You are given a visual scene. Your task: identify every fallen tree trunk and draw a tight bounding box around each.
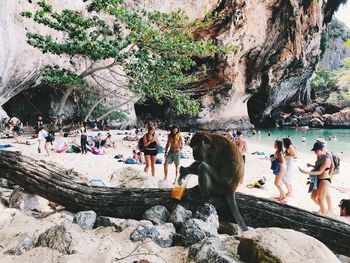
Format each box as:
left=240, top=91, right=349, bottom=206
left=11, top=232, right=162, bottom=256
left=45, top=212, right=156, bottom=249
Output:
left=0, top=150, right=349, bottom=256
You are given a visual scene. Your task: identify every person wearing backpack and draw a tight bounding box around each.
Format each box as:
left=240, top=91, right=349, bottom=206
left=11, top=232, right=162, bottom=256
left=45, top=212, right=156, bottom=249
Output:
left=38, top=127, right=54, bottom=156
left=143, top=122, right=159, bottom=177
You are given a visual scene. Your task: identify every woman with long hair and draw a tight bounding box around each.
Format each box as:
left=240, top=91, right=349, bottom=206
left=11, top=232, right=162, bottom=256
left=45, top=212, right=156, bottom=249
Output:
left=282, top=137, right=297, bottom=197
left=143, top=122, right=159, bottom=177
left=273, top=140, right=286, bottom=202
left=164, top=125, right=183, bottom=182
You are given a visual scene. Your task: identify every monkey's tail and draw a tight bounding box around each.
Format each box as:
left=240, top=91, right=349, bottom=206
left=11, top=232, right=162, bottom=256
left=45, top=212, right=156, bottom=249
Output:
left=225, top=193, right=248, bottom=232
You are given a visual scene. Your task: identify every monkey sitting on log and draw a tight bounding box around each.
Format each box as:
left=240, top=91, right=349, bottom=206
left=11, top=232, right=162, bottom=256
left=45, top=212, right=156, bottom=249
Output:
left=178, top=131, right=248, bottom=231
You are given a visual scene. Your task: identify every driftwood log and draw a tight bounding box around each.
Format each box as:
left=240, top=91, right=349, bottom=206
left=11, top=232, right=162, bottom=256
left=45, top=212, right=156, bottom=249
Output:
left=0, top=150, right=349, bottom=256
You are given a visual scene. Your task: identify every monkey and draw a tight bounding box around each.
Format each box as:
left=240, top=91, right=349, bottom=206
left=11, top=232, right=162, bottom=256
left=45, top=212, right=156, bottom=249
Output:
left=178, top=131, right=248, bottom=231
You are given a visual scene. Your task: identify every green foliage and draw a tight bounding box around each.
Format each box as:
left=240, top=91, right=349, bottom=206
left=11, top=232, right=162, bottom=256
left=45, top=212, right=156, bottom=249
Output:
left=311, top=69, right=336, bottom=93
left=76, top=93, right=126, bottom=121
left=21, top=0, right=233, bottom=117
left=41, top=66, right=86, bottom=87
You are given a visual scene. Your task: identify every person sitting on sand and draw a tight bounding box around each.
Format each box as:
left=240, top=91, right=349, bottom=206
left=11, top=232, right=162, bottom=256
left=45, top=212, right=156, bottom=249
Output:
left=299, top=142, right=332, bottom=215
left=102, top=133, right=116, bottom=149
left=56, top=132, right=69, bottom=153
left=339, top=199, right=350, bottom=224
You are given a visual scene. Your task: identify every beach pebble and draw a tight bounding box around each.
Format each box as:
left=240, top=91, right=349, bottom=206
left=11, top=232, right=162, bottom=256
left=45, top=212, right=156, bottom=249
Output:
left=9, top=187, right=51, bottom=212
left=36, top=222, right=74, bottom=254
left=142, top=205, right=170, bottom=225
left=188, top=236, right=239, bottom=263
left=169, top=205, right=192, bottom=230
left=73, top=210, right=97, bottom=230
left=238, top=228, right=341, bottom=263
left=130, top=223, right=176, bottom=248
left=4, top=233, right=34, bottom=255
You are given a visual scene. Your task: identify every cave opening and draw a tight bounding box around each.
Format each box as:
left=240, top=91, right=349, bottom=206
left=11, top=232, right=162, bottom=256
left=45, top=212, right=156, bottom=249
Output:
left=247, top=94, right=275, bottom=128
left=3, top=87, right=54, bottom=125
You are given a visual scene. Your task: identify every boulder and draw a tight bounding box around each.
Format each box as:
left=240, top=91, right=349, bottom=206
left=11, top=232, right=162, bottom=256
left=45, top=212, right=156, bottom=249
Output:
left=109, top=167, right=158, bottom=188
left=73, top=210, right=97, bottom=230
left=218, top=222, right=239, bottom=236
left=238, top=228, right=341, bottom=263
left=180, top=219, right=207, bottom=246
left=169, top=205, right=193, bottom=230
left=188, top=236, right=240, bottom=263
left=323, top=108, right=350, bottom=128
left=93, top=216, right=152, bottom=232
left=9, top=187, right=51, bottom=212
left=194, top=203, right=219, bottom=236
left=142, top=205, right=170, bottom=225
left=36, top=222, right=75, bottom=254
left=4, top=233, right=34, bottom=255
left=309, top=117, right=324, bottom=127
left=130, top=223, right=176, bottom=248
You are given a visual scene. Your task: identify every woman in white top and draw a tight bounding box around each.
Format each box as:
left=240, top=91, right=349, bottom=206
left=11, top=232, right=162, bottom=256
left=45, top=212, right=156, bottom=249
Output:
left=282, top=137, right=297, bottom=197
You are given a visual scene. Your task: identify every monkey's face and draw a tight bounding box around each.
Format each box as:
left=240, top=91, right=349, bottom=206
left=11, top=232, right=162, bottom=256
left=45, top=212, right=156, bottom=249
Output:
left=190, top=132, right=211, bottom=161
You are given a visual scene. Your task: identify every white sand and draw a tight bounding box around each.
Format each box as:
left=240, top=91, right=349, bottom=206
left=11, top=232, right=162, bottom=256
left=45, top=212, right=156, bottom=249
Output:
left=1, top=130, right=349, bottom=262
left=1, top=130, right=349, bottom=220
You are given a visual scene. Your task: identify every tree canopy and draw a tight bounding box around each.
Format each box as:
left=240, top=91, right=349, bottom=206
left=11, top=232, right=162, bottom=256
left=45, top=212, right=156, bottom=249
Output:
left=21, top=0, right=234, bottom=120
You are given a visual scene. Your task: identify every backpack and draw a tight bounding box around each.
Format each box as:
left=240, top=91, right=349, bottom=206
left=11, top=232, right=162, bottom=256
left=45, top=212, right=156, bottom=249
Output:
left=138, top=137, right=145, bottom=152
left=46, top=131, right=55, bottom=142
left=332, top=153, right=340, bottom=169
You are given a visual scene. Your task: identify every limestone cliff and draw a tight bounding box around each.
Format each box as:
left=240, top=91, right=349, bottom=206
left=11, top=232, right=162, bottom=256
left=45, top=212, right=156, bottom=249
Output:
left=0, top=0, right=345, bottom=128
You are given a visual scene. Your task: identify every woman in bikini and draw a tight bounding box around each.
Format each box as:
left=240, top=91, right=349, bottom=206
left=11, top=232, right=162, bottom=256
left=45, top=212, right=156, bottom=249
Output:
left=143, top=122, right=159, bottom=177
left=273, top=140, right=286, bottom=202
left=300, top=142, right=332, bottom=214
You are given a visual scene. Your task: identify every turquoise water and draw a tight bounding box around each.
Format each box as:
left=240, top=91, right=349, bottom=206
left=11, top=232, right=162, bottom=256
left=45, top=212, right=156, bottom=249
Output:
left=248, top=128, right=350, bottom=157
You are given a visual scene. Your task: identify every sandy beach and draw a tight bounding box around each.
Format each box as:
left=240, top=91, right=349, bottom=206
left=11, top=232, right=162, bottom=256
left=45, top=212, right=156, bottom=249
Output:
left=1, top=129, right=349, bottom=221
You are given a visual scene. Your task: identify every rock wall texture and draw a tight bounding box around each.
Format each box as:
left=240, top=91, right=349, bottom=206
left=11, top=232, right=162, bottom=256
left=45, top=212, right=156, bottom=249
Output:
left=0, top=0, right=345, bottom=128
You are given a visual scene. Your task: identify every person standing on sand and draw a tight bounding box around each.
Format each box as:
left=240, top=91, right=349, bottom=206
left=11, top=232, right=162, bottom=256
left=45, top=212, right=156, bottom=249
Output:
left=235, top=131, right=247, bottom=163
left=273, top=140, right=286, bottom=202
left=299, top=142, right=332, bottom=215
left=164, top=125, right=183, bottom=182
left=80, top=122, right=88, bottom=155
left=38, top=127, right=52, bottom=156
left=282, top=138, right=297, bottom=197
left=143, top=122, right=159, bottom=177
left=8, top=116, right=22, bottom=143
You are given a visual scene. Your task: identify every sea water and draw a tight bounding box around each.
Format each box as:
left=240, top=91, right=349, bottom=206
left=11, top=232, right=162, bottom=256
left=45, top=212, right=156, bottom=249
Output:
left=248, top=128, right=350, bottom=158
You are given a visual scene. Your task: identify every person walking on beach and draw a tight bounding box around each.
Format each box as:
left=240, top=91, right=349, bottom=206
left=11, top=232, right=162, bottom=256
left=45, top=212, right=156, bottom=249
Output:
left=282, top=138, right=297, bottom=197
left=299, top=142, right=332, bottom=215
left=8, top=116, right=22, bottom=143
left=164, top=125, right=183, bottom=182
left=273, top=140, right=286, bottom=202
left=38, top=127, right=54, bottom=156
left=80, top=122, right=88, bottom=154
left=143, top=122, right=159, bottom=177
left=235, top=131, right=247, bottom=163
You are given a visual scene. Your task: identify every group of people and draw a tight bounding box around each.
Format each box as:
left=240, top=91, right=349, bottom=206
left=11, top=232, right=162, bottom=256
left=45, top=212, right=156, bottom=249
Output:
left=140, top=122, right=184, bottom=183
left=272, top=137, right=338, bottom=215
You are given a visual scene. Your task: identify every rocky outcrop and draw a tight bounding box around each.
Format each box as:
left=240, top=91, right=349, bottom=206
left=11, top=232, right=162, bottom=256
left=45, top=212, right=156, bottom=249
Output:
left=238, top=228, right=341, bottom=263
left=318, top=18, right=350, bottom=70
left=0, top=0, right=344, bottom=128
